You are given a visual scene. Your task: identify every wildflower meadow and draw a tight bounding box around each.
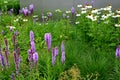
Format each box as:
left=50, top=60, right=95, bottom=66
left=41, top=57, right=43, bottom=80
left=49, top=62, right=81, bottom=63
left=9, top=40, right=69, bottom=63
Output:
left=0, top=0, right=120, bottom=80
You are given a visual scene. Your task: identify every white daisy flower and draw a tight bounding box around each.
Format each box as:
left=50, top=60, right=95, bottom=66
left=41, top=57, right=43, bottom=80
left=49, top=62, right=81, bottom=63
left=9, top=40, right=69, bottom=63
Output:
left=66, top=10, right=71, bottom=14
left=81, top=10, right=87, bottom=14
left=76, top=14, right=81, bottom=17
left=115, top=24, right=120, bottom=27
left=77, top=5, right=82, bottom=8
left=23, top=19, right=28, bottom=22
left=75, top=21, right=80, bottom=24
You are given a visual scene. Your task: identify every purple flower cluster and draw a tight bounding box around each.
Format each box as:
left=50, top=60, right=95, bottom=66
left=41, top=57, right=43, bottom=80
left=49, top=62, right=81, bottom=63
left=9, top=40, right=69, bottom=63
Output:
left=61, top=41, right=65, bottom=65
left=28, top=31, right=38, bottom=68
left=29, top=4, right=34, bottom=14
left=44, top=33, right=52, bottom=52
left=20, top=4, right=34, bottom=16
left=4, top=39, right=9, bottom=66
left=12, top=34, right=21, bottom=75
left=52, top=47, right=59, bottom=66
left=116, top=45, right=120, bottom=58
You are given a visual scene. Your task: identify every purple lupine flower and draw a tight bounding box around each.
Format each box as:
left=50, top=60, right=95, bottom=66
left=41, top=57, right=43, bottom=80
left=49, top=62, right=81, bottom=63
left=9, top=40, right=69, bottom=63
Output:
left=55, top=46, right=59, bottom=56
left=5, top=50, right=9, bottom=66
left=33, top=52, right=38, bottom=63
left=44, top=33, right=52, bottom=51
left=1, top=30, right=4, bottom=35
left=61, top=51, right=65, bottom=65
left=17, top=47, right=20, bottom=57
left=10, top=27, right=13, bottom=31
left=61, top=41, right=65, bottom=65
left=14, top=30, right=19, bottom=36
left=13, top=34, right=17, bottom=51
left=4, top=39, right=9, bottom=54
left=30, top=31, right=34, bottom=42
left=8, top=8, right=13, bottom=15
left=31, top=41, right=36, bottom=53
left=19, top=10, right=23, bottom=14
left=14, top=51, right=19, bottom=74
left=91, top=0, right=95, bottom=6
left=116, top=45, right=120, bottom=58
left=10, top=8, right=14, bottom=13
left=28, top=49, right=32, bottom=61
left=29, top=4, right=34, bottom=14
left=71, top=6, right=75, bottom=14
left=48, top=12, right=52, bottom=17
left=0, top=54, right=5, bottom=70
left=61, top=42, right=65, bottom=52
left=22, top=8, right=29, bottom=16
left=52, top=48, right=56, bottom=66
left=11, top=73, right=15, bottom=80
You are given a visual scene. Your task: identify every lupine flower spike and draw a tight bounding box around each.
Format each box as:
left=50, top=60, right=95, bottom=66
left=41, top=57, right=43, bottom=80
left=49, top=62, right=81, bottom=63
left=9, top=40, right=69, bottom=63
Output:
left=71, top=6, right=75, bottom=17
left=44, top=33, right=52, bottom=52
left=116, top=45, right=120, bottom=58
left=52, top=48, right=56, bottom=66
left=29, top=4, right=34, bottom=14
left=33, top=52, right=38, bottom=66
left=61, top=42, right=65, bottom=65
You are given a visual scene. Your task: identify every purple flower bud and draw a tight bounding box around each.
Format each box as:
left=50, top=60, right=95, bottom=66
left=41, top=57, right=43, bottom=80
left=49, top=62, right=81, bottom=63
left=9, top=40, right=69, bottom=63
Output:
left=44, top=33, right=52, bottom=51
left=1, top=30, right=4, bottom=35
left=14, top=30, right=19, bottom=36
left=71, top=6, right=75, bottom=14
left=14, top=51, right=19, bottom=74
left=31, top=41, right=36, bottom=53
left=91, top=0, right=95, bottom=5
left=28, top=49, right=32, bottom=61
left=61, top=41, right=65, bottom=65
left=116, top=45, right=120, bottom=58
left=61, top=42, right=65, bottom=52
left=29, top=4, right=34, bottom=14
left=19, top=10, right=23, bottom=14
left=52, top=48, right=56, bottom=66
left=30, top=31, right=34, bottom=42
left=55, top=47, right=59, bottom=56
left=22, top=8, right=29, bottom=16
left=61, top=51, right=65, bottom=65
left=13, top=34, right=17, bottom=51
left=33, top=52, right=38, bottom=63
left=0, top=54, right=5, bottom=70
left=10, top=27, right=13, bottom=31
left=48, top=12, right=52, bottom=17
left=11, top=73, right=15, bottom=80
left=10, top=8, right=14, bottom=13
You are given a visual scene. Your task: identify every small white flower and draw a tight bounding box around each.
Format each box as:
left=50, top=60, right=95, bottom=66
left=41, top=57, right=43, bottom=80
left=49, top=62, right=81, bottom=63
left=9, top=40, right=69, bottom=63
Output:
left=66, top=10, right=71, bottom=14
left=6, top=26, right=16, bottom=29
left=85, top=5, right=92, bottom=9
left=116, top=10, right=120, bottom=14
left=14, top=19, right=19, bottom=22
left=91, top=9, right=98, bottom=14
left=77, top=5, right=82, bottom=8
left=75, top=21, right=79, bottom=24
left=81, top=10, right=87, bottom=14
left=33, top=15, right=38, bottom=18
left=103, top=7, right=111, bottom=11
left=101, top=14, right=109, bottom=20
left=86, top=14, right=98, bottom=21
left=76, top=14, right=81, bottom=17
left=55, top=9, right=62, bottom=12
left=115, top=24, right=120, bottom=27
left=86, top=14, right=93, bottom=19
left=23, top=19, right=28, bottom=22
left=81, top=7, right=87, bottom=11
